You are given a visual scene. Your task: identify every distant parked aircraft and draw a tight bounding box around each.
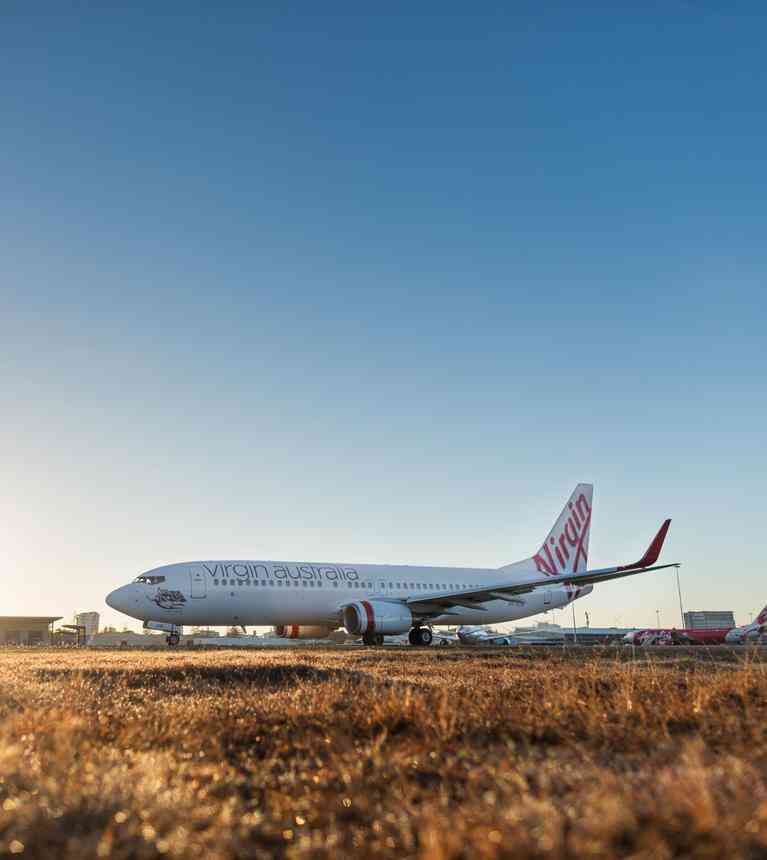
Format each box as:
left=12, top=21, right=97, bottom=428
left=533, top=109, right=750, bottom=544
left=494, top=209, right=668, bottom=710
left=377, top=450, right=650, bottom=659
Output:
left=622, top=627, right=731, bottom=646
left=106, top=484, right=678, bottom=647
left=455, top=625, right=518, bottom=646
left=725, top=604, right=767, bottom=644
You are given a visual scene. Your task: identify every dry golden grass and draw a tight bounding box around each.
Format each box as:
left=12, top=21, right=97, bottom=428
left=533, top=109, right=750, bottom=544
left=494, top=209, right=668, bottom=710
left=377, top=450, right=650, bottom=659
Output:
left=1, top=646, right=767, bottom=858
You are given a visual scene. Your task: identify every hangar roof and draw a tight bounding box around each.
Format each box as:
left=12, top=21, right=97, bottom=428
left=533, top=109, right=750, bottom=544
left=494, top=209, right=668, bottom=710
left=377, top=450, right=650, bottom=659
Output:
left=0, top=616, right=63, bottom=623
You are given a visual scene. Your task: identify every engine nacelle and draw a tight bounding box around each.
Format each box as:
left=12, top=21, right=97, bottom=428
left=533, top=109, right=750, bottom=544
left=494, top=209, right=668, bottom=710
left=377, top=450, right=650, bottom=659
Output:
left=143, top=621, right=180, bottom=634
left=343, top=600, right=413, bottom=636
left=274, top=625, right=336, bottom=640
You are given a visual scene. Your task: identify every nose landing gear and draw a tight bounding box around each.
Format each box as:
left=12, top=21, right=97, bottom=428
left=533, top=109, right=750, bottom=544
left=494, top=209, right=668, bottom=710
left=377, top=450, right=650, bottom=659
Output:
left=409, top=627, right=433, bottom=647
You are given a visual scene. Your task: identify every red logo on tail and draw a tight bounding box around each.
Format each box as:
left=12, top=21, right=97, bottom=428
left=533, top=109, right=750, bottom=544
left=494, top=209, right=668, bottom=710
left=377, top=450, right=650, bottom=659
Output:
left=533, top=493, right=591, bottom=576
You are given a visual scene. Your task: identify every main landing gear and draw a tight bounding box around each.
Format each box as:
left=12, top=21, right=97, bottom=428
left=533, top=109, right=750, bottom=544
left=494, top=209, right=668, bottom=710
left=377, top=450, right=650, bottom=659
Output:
left=409, top=627, right=433, bottom=647
left=362, top=632, right=384, bottom=646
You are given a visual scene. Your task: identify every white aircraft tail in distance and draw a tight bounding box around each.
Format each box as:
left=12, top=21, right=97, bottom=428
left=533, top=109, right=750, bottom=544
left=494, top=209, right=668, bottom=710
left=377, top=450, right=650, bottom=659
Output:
left=106, top=483, right=678, bottom=647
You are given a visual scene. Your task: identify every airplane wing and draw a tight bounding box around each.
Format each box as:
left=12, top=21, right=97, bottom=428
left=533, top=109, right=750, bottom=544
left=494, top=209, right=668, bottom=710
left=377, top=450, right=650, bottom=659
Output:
left=406, top=519, right=677, bottom=615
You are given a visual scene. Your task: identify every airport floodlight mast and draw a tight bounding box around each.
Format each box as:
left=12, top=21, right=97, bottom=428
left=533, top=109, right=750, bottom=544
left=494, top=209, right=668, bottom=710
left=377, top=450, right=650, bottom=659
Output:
left=675, top=567, right=685, bottom=628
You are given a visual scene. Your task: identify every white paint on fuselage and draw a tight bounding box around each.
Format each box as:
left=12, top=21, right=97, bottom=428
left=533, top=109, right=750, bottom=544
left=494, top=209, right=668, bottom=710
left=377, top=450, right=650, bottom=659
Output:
left=106, top=559, right=589, bottom=629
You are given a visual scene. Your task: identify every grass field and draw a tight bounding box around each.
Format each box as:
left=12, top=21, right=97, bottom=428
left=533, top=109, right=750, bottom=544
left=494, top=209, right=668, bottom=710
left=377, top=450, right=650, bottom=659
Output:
left=1, top=647, right=766, bottom=859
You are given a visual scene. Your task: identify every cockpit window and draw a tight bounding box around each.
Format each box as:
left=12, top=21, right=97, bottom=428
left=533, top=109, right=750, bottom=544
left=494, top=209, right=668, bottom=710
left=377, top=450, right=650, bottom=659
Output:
left=134, top=575, right=166, bottom=584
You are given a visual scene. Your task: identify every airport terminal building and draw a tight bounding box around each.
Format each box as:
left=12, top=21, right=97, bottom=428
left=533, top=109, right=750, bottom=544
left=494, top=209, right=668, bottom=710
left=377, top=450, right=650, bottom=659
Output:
left=0, top=616, right=62, bottom=645
left=684, top=611, right=735, bottom=630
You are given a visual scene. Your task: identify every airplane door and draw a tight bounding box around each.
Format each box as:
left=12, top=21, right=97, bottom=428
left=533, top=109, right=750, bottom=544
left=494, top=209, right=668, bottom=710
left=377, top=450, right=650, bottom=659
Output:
left=190, top=569, right=206, bottom=598
left=544, top=590, right=552, bottom=606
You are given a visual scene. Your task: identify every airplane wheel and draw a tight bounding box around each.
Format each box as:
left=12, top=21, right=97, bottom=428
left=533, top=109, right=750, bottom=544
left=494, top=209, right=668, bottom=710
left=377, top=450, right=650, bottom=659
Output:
left=375, top=634, right=384, bottom=646
left=409, top=627, right=432, bottom=646
left=362, top=632, right=376, bottom=646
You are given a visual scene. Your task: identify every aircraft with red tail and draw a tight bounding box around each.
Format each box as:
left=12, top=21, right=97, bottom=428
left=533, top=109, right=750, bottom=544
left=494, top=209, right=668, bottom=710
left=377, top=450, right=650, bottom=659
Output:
left=107, top=484, right=679, bottom=647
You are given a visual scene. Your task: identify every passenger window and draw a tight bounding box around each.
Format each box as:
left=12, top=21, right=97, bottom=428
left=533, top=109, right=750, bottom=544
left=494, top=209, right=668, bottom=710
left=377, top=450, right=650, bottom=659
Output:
left=213, top=579, right=219, bottom=586
left=303, top=581, right=308, bottom=587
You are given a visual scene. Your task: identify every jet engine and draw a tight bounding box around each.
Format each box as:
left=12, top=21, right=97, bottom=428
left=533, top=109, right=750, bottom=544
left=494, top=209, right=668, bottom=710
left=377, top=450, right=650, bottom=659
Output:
left=343, top=600, right=413, bottom=636
left=274, top=625, right=336, bottom=640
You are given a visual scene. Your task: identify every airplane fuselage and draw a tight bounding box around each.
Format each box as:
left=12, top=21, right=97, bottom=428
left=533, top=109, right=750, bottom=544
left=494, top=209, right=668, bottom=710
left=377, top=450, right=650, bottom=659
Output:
left=106, top=559, right=588, bottom=629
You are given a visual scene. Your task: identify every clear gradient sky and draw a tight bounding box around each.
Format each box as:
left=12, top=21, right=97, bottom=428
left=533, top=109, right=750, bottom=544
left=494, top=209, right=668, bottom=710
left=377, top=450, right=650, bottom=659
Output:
left=2, top=2, right=765, bottom=631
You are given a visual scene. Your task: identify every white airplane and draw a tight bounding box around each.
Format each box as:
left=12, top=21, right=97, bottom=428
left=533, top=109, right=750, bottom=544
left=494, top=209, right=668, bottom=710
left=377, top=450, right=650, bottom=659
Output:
left=106, top=484, right=677, bottom=647
left=455, top=625, right=518, bottom=646
left=724, top=604, right=767, bottom=644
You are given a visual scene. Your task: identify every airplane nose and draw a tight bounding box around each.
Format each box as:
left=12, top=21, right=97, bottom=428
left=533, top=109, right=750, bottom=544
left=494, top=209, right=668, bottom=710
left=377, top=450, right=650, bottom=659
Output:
left=106, top=585, right=133, bottom=613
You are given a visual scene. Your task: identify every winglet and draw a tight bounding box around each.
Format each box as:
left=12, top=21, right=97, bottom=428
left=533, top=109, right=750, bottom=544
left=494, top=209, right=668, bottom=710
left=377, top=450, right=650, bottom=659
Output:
left=628, top=519, right=672, bottom=570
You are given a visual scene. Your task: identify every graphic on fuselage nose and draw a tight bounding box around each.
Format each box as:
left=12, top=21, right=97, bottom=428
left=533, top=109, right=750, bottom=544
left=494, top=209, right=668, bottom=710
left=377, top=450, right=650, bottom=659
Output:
left=148, top=589, right=186, bottom=611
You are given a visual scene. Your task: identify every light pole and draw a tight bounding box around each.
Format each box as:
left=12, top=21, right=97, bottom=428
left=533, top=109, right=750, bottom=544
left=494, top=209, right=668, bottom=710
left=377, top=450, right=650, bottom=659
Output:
left=571, top=602, right=577, bottom=644
left=675, top=566, right=685, bottom=628
left=656, top=609, right=660, bottom=628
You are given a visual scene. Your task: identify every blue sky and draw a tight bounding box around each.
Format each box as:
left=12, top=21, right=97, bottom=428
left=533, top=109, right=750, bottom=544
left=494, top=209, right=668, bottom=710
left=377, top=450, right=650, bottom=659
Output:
left=1, top=2, right=765, bottom=631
